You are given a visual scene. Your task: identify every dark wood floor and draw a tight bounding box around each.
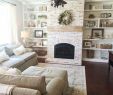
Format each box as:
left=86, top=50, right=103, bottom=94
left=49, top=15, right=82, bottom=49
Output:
left=82, top=61, right=113, bottom=95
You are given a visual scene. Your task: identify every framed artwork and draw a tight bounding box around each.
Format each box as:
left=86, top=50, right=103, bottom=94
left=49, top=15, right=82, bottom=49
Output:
left=91, top=28, right=104, bottom=39
left=34, top=30, right=43, bottom=38
left=103, top=4, right=112, bottom=9
left=41, top=22, right=47, bottom=27
left=83, top=41, right=92, bottom=48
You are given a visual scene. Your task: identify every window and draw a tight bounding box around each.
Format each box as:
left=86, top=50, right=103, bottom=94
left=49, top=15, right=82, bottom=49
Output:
left=0, top=2, right=18, bottom=45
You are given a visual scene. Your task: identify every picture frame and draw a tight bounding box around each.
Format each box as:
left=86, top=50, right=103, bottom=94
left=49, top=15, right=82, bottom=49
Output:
left=91, top=28, right=104, bottom=39
left=83, top=41, right=92, bottom=48
left=34, top=30, right=43, bottom=38
left=41, top=22, right=47, bottom=27
left=103, top=4, right=112, bottom=9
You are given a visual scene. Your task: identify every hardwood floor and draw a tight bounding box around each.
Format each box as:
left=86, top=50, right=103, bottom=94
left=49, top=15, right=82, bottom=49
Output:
left=83, top=61, right=113, bottom=95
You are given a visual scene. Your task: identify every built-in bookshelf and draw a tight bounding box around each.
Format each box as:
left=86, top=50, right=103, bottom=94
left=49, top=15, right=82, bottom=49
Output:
left=23, top=3, right=48, bottom=62
left=83, top=0, right=113, bottom=62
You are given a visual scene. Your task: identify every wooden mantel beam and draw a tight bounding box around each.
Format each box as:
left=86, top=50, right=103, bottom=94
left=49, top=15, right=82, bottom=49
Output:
left=47, top=26, right=83, bottom=32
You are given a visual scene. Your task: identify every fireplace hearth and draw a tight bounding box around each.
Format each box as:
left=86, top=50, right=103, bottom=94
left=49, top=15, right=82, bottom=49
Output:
left=54, top=43, right=74, bottom=59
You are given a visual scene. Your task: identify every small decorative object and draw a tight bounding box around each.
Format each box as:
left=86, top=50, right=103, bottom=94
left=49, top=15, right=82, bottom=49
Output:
left=89, top=4, right=92, bottom=10
left=103, top=4, right=112, bottom=9
left=28, top=21, right=36, bottom=27
left=29, top=14, right=36, bottom=20
left=91, top=28, right=104, bottom=39
left=87, top=35, right=91, bottom=39
left=89, top=4, right=96, bottom=10
left=34, top=30, right=43, bottom=38
left=100, top=19, right=113, bottom=27
left=89, top=14, right=95, bottom=19
left=100, top=44, right=112, bottom=49
left=58, top=10, right=73, bottom=25
left=41, top=22, right=47, bottom=27
left=43, top=32, right=47, bottom=38
left=83, top=40, right=92, bottom=48
left=38, top=15, right=47, bottom=19
left=51, top=0, right=67, bottom=8
left=85, top=21, right=96, bottom=27
left=100, top=51, right=108, bottom=59
left=100, top=13, right=112, bottom=18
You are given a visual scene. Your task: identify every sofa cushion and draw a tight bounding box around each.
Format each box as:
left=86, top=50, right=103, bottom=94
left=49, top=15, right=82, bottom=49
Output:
left=13, top=87, right=41, bottom=95
left=5, top=47, right=14, bottom=56
left=13, top=45, right=26, bottom=56
left=0, top=50, right=10, bottom=63
left=0, top=57, right=25, bottom=68
left=0, top=74, right=46, bottom=95
left=6, top=68, right=21, bottom=75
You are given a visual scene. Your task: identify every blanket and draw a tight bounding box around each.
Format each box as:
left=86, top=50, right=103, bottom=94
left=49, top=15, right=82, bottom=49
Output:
left=0, top=83, right=15, bottom=95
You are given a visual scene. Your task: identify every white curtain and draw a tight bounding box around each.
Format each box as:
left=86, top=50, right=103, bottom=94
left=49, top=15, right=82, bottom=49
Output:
left=0, top=2, right=18, bottom=45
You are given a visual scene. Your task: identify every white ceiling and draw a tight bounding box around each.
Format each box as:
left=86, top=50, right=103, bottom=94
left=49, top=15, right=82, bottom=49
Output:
left=17, top=0, right=49, bottom=4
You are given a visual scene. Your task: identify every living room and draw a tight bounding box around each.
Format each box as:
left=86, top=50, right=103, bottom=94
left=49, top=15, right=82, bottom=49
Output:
left=0, top=0, right=113, bottom=95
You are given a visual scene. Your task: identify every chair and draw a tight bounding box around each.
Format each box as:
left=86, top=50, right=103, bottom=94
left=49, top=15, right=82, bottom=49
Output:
left=108, top=51, right=113, bottom=74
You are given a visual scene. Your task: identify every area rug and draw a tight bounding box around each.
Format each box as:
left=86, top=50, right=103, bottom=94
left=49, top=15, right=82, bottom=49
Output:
left=46, top=64, right=87, bottom=95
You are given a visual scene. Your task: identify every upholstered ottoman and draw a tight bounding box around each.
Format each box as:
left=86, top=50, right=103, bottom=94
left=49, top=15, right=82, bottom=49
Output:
left=22, top=66, right=69, bottom=95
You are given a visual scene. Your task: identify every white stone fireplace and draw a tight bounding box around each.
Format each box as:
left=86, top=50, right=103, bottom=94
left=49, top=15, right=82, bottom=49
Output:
left=47, top=0, right=84, bottom=65
left=47, top=30, right=83, bottom=65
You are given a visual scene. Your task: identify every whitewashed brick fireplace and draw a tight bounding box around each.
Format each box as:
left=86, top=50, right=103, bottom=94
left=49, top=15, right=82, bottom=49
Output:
left=47, top=0, right=84, bottom=65
left=47, top=31, right=83, bottom=65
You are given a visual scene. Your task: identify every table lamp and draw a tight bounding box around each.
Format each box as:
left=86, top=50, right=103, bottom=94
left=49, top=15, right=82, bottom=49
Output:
left=21, top=31, right=30, bottom=46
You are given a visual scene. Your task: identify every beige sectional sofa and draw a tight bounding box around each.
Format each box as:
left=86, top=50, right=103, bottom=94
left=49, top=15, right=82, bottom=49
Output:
left=0, top=44, right=38, bottom=71
left=0, top=44, right=69, bottom=95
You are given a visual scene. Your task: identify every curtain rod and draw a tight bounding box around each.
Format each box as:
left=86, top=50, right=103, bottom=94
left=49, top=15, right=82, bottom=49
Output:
left=0, top=0, right=16, bottom=6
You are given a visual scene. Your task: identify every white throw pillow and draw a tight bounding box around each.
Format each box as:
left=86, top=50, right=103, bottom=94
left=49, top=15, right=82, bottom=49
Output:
left=6, top=68, right=21, bottom=75
left=0, top=50, right=10, bottom=63
left=13, top=45, right=26, bottom=56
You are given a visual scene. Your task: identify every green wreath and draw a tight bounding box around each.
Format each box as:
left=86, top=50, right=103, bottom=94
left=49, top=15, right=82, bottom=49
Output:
left=58, top=10, right=73, bottom=25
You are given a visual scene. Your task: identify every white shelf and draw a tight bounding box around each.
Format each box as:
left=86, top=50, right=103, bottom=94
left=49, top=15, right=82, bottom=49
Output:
left=84, top=18, right=113, bottom=21
left=84, top=19, right=98, bottom=21
left=83, top=38, right=113, bottom=40
left=85, top=9, right=113, bottom=12
left=24, top=11, right=48, bottom=14
left=83, top=58, right=108, bottom=63
left=85, top=1, right=113, bottom=3
left=84, top=27, right=113, bottom=29
left=83, top=48, right=113, bottom=51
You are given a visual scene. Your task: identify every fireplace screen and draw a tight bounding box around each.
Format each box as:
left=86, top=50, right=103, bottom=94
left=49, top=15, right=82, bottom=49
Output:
left=54, top=43, right=75, bottom=59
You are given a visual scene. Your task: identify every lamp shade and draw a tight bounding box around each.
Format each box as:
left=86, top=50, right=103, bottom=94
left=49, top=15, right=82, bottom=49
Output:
left=21, top=31, right=30, bottom=38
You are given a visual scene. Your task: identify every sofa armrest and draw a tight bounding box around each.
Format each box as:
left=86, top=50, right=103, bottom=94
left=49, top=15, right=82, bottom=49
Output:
left=46, top=78, right=65, bottom=95
left=12, top=87, right=41, bottom=95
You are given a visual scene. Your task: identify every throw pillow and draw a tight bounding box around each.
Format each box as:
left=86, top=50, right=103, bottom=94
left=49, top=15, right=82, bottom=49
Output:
left=6, top=68, right=21, bottom=75
left=5, top=47, right=14, bottom=56
left=0, top=50, right=10, bottom=63
left=13, top=45, right=26, bottom=56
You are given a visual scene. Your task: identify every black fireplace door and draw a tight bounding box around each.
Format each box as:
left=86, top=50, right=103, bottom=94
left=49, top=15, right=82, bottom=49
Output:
left=54, top=43, right=75, bottom=59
